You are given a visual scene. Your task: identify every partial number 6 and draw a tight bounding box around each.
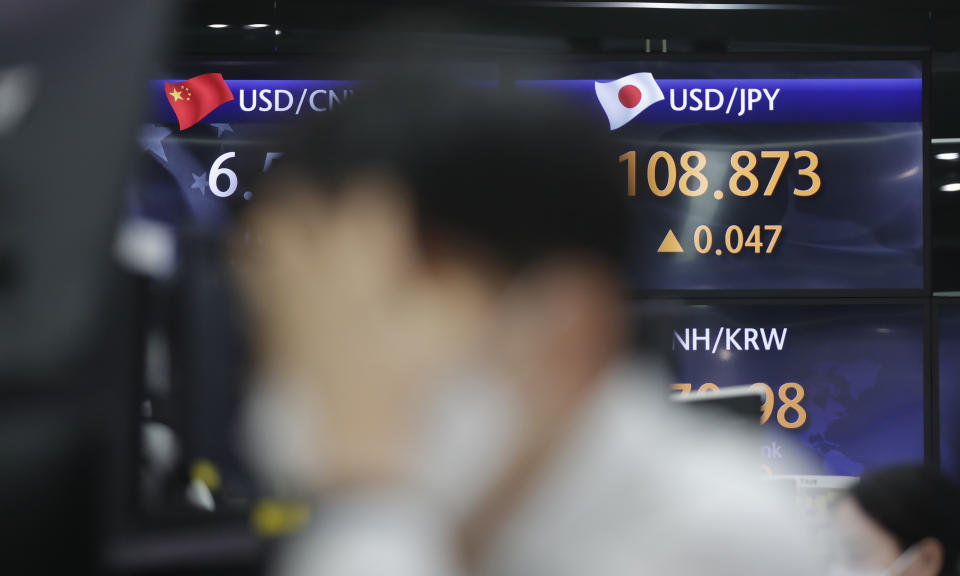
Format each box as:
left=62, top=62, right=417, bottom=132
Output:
left=210, top=151, right=238, bottom=198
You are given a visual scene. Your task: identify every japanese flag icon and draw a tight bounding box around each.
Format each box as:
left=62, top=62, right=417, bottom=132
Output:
left=594, top=73, right=664, bottom=130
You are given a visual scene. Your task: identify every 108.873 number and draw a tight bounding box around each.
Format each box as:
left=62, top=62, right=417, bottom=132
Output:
left=620, top=150, right=821, bottom=199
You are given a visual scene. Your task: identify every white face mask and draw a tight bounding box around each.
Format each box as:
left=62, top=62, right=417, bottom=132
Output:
left=410, top=365, right=522, bottom=521
left=239, top=365, right=523, bottom=515
left=238, top=377, right=323, bottom=496
left=828, top=544, right=920, bottom=576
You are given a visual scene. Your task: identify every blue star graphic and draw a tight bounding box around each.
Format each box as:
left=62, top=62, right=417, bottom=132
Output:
left=211, top=123, right=233, bottom=137
left=139, top=124, right=172, bottom=162
left=191, top=172, right=208, bottom=195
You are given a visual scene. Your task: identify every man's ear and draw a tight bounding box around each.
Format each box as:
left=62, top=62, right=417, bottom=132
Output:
left=537, top=262, right=624, bottom=375
left=501, top=261, right=625, bottom=401
left=912, top=537, right=944, bottom=576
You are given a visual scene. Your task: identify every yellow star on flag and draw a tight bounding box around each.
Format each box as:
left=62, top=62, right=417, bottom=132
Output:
left=169, top=87, right=183, bottom=102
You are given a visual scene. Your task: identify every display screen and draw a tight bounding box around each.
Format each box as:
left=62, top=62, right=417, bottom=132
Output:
left=131, top=79, right=359, bottom=230
left=129, top=62, right=930, bottom=491
left=515, top=60, right=924, bottom=291
left=939, top=302, right=960, bottom=477
left=131, top=67, right=496, bottom=231
left=637, top=302, right=925, bottom=476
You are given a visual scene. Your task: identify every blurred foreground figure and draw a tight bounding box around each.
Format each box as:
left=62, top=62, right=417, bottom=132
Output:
left=234, top=76, right=820, bottom=576
left=832, top=465, right=959, bottom=576
left=0, top=1, right=170, bottom=573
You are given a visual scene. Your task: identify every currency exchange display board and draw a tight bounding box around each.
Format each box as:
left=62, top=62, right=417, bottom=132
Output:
left=637, top=302, right=925, bottom=477
left=130, top=62, right=929, bottom=482
left=130, top=76, right=359, bottom=230
left=515, top=60, right=924, bottom=291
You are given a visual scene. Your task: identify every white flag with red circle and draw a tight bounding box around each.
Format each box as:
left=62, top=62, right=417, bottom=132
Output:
left=594, top=72, right=664, bottom=130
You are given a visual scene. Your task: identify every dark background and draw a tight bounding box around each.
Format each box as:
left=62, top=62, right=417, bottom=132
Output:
left=939, top=302, right=960, bottom=478
left=21, top=1, right=960, bottom=574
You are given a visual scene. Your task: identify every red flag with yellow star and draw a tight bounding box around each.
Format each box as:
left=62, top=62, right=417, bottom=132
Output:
left=164, top=73, right=234, bottom=130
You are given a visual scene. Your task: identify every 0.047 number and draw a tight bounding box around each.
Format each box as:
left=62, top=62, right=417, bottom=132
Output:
left=693, top=224, right=782, bottom=255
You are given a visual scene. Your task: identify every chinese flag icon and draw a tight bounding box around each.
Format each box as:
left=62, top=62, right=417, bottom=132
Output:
left=164, top=73, right=234, bottom=130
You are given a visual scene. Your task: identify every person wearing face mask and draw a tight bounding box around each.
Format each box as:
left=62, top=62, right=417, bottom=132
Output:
left=234, top=72, right=823, bottom=576
left=832, top=465, right=960, bottom=576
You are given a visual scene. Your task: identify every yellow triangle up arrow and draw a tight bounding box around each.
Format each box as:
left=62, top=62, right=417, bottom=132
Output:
left=657, top=229, right=684, bottom=253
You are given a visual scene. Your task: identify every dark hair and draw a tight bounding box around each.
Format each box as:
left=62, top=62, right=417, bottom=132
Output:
left=850, top=465, right=960, bottom=576
left=267, top=72, right=627, bottom=275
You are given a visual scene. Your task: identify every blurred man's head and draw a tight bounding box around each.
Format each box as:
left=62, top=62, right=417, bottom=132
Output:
left=235, top=74, right=627, bottom=518
left=833, top=466, right=959, bottom=576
